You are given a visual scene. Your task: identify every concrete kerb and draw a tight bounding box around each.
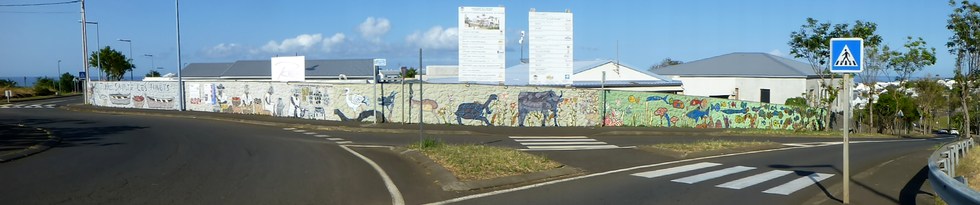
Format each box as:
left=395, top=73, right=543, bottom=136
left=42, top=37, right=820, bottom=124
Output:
left=392, top=147, right=583, bottom=191
left=0, top=124, right=62, bottom=162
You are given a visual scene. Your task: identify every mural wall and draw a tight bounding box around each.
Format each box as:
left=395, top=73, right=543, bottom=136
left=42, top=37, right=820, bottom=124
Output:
left=90, top=81, right=180, bottom=110
left=93, top=81, right=824, bottom=130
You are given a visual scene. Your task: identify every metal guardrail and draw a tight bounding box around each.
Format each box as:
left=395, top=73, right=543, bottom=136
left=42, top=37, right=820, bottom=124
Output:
left=929, top=137, right=980, bottom=205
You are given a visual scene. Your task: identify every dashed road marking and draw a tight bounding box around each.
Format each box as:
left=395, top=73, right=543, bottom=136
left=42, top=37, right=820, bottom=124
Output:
left=283, top=128, right=296, bottom=130
left=762, top=173, right=834, bottom=195
left=510, top=136, right=626, bottom=151
left=337, top=141, right=352, bottom=144
left=314, top=135, right=330, bottom=138
left=327, top=138, right=344, bottom=141
left=631, top=162, right=722, bottom=178
left=303, top=132, right=317, bottom=135
left=671, top=166, right=756, bottom=184
left=716, top=170, right=794, bottom=190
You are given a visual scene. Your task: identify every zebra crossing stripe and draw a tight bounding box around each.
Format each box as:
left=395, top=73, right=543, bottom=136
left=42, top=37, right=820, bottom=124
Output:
left=510, top=136, right=624, bottom=151
left=762, top=173, right=834, bottom=195
left=716, top=170, right=793, bottom=190
left=520, top=142, right=607, bottom=145
left=314, top=135, right=330, bottom=138
left=631, top=162, right=722, bottom=178
left=523, top=145, right=621, bottom=150
left=515, top=139, right=597, bottom=142
left=509, top=136, right=588, bottom=139
left=671, top=166, right=756, bottom=184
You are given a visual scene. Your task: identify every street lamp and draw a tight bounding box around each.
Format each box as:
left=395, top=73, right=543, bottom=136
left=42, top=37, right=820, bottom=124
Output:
left=118, top=39, right=133, bottom=80
left=81, top=21, right=100, bottom=80
left=144, top=54, right=155, bottom=75
left=57, top=60, right=61, bottom=95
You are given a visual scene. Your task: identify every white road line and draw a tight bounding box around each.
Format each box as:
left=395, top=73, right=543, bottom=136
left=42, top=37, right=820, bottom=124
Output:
left=514, top=139, right=597, bottom=142
left=716, top=170, right=793, bottom=190
left=314, top=135, right=330, bottom=138
left=338, top=145, right=404, bottom=205
left=337, top=141, right=352, bottom=144
left=509, top=136, right=588, bottom=139
left=518, top=146, right=635, bottom=151
left=671, top=166, right=756, bottom=184
left=327, top=138, right=344, bottom=141
left=282, top=128, right=296, bottom=130
left=525, top=145, right=620, bottom=150
left=520, top=142, right=608, bottom=145
left=631, top=162, right=722, bottom=178
left=303, top=132, right=317, bottom=135
left=762, top=173, right=834, bottom=195
left=292, top=129, right=306, bottom=132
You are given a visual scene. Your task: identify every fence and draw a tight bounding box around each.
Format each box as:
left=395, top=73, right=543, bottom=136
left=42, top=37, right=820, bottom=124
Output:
left=929, top=137, right=980, bottom=205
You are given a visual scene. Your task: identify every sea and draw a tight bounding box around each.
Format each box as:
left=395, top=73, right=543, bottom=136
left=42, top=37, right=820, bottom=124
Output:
left=1, top=75, right=141, bottom=87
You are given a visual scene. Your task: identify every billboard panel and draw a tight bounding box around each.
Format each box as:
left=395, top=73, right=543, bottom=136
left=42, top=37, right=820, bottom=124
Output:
left=458, top=7, right=506, bottom=82
left=271, top=56, right=306, bottom=82
left=529, top=11, right=573, bottom=85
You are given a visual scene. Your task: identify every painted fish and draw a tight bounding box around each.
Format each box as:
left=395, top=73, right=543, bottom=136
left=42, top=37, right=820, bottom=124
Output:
left=646, top=95, right=669, bottom=104
left=628, top=95, right=639, bottom=103
left=690, top=99, right=702, bottom=106
left=672, top=100, right=685, bottom=109
left=720, top=108, right=747, bottom=114
left=686, top=109, right=710, bottom=123
left=710, top=103, right=721, bottom=111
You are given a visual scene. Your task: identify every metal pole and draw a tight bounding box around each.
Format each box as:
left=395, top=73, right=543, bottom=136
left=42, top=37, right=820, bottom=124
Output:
left=176, top=0, right=185, bottom=111
left=843, top=73, right=851, bottom=204
left=601, top=71, right=606, bottom=126
left=80, top=0, right=89, bottom=104
left=57, top=60, right=61, bottom=95
left=419, top=48, right=423, bottom=145
left=373, top=66, right=378, bottom=124
left=95, top=23, right=100, bottom=81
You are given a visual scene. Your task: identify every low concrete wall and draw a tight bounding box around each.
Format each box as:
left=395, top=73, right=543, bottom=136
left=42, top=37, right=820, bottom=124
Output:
left=90, top=81, right=180, bottom=110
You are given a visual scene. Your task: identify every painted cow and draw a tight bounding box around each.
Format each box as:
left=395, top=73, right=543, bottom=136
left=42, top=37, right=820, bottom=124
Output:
left=518, top=91, right=563, bottom=127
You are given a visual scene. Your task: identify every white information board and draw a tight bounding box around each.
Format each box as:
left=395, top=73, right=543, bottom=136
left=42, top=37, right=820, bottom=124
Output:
left=529, top=11, right=573, bottom=85
left=458, top=6, right=506, bottom=82
left=271, top=56, right=306, bottom=82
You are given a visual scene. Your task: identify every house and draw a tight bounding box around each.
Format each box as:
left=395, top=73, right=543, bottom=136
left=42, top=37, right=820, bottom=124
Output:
left=652, top=52, right=850, bottom=110
left=176, top=59, right=377, bottom=83
left=424, top=60, right=683, bottom=93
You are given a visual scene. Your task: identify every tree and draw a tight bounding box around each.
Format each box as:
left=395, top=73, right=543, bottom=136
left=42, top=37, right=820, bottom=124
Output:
left=145, top=70, right=161, bottom=77
left=402, top=67, right=418, bottom=78
left=0, top=79, right=16, bottom=87
left=911, top=76, right=949, bottom=134
left=89, top=46, right=134, bottom=81
left=33, top=77, right=55, bottom=96
left=785, top=96, right=808, bottom=107
left=789, top=18, right=882, bottom=131
left=58, top=72, right=74, bottom=93
left=649, top=57, right=683, bottom=70
left=948, top=0, right=980, bottom=138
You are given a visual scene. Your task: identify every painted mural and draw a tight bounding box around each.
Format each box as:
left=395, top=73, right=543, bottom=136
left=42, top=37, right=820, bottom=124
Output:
left=90, top=81, right=180, bottom=110
left=94, top=81, right=823, bottom=130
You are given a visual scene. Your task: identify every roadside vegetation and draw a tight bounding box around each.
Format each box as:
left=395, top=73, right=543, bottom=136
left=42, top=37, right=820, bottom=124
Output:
left=721, top=128, right=926, bottom=138
left=640, top=140, right=780, bottom=157
left=1, top=73, right=80, bottom=103
left=955, top=146, right=980, bottom=191
left=409, top=139, right=563, bottom=181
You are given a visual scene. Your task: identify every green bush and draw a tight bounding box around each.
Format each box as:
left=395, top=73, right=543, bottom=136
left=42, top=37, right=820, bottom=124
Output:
left=33, top=77, right=55, bottom=96
left=785, top=97, right=808, bottom=107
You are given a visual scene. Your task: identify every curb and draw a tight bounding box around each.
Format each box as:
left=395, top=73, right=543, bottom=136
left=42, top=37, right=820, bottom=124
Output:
left=393, top=147, right=583, bottom=191
left=0, top=124, right=61, bottom=163
left=63, top=105, right=477, bottom=136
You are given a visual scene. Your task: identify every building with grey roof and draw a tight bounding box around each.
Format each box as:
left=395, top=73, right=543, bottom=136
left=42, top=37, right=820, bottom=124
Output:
left=177, top=59, right=377, bottom=82
left=651, top=52, right=850, bottom=110
left=424, top=60, right=683, bottom=93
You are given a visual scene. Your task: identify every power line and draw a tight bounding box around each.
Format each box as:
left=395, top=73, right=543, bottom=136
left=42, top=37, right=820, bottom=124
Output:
left=0, top=0, right=79, bottom=7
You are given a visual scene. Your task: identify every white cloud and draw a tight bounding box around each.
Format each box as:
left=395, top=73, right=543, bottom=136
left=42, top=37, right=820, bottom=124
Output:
left=405, top=26, right=458, bottom=50
left=768, top=49, right=784, bottom=57
left=322, top=33, right=346, bottom=52
left=358, top=17, right=390, bottom=43
left=203, top=43, right=244, bottom=58
left=262, top=33, right=324, bottom=53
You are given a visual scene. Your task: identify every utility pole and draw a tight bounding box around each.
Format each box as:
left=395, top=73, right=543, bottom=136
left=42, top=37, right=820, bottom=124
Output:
left=80, top=0, right=89, bottom=104
left=176, top=0, right=185, bottom=111
left=57, top=60, right=61, bottom=95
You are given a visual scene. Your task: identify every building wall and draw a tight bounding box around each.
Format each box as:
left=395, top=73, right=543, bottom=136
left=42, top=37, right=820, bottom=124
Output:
left=734, top=77, right=807, bottom=104
left=671, top=77, right=737, bottom=97
left=91, top=81, right=824, bottom=130
left=90, top=81, right=180, bottom=110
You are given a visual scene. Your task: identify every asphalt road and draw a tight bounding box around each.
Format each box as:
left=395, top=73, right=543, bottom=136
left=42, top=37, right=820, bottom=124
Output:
left=0, top=96, right=399, bottom=204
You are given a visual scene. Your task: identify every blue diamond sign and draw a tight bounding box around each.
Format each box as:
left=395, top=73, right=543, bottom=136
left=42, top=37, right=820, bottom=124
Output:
left=830, top=38, right=863, bottom=73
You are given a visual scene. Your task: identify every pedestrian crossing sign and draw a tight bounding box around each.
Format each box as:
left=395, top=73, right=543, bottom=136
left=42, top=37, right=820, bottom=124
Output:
left=830, top=38, right=863, bottom=73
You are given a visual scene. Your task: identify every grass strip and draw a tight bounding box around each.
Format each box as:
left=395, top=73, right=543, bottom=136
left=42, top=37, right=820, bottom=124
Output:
left=641, top=140, right=779, bottom=154
left=722, top=128, right=916, bottom=138
left=410, top=141, right=562, bottom=181
left=955, top=146, right=980, bottom=191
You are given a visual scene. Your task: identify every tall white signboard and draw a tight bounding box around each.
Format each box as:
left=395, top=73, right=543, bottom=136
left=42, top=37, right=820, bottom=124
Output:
left=529, top=11, right=573, bottom=85
left=271, top=56, right=306, bottom=82
left=458, top=7, right=506, bottom=82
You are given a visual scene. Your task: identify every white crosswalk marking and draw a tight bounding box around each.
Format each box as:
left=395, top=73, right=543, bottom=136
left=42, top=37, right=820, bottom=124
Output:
left=314, top=135, right=330, bottom=138
left=326, top=138, right=344, bottom=141
left=0, top=103, right=58, bottom=109
left=716, top=170, right=793, bottom=190
left=631, top=162, right=722, bottom=178
left=762, top=173, right=834, bottom=195
left=671, top=166, right=756, bottom=184
left=510, top=136, right=626, bottom=151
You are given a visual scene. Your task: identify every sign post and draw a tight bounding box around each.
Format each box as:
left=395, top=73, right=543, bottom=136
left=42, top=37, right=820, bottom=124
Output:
left=373, top=59, right=385, bottom=124
left=830, top=38, right=863, bottom=205
left=4, top=90, right=11, bottom=103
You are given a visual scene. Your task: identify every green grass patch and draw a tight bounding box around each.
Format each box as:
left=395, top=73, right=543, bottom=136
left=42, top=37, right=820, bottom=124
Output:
left=955, top=146, right=980, bottom=191
left=409, top=140, right=563, bottom=181
left=641, top=140, right=779, bottom=154
left=722, top=128, right=908, bottom=138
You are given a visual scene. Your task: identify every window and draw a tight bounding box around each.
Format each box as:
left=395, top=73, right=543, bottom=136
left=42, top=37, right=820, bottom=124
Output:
left=760, top=89, right=771, bottom=103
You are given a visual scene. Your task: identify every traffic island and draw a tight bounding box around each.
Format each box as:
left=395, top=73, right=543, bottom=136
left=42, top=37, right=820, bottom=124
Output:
left=0, top=124, right=61, bottom=162
left=397, top=140, right=582, bottom=191
left=639, top=140, right=782, bottom=159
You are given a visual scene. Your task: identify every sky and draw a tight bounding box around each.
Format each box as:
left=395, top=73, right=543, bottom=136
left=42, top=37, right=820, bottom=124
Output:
left=0, top=0, right=961, bottom=79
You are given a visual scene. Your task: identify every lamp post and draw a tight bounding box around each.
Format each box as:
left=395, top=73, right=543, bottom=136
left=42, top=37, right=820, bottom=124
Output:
left=80, top=0, right=89, bottom=104
left=118, top=39, right=133, bottom=81
left=144, top=54, right=155, bottom=75
left=81, top=21, right=100, bottom=80
left=176, top=0, right=185, bottom=111
left=57, top=60, right=61, bottom=95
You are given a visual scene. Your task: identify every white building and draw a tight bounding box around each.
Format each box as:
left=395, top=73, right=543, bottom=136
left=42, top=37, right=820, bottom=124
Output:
left=425, top=60, right=684, bottom=93
left=653, top=52, right=850, bottom=111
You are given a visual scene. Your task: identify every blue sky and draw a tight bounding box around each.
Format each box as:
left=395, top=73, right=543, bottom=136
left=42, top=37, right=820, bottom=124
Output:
left=0, top=0, right=959, bottom=79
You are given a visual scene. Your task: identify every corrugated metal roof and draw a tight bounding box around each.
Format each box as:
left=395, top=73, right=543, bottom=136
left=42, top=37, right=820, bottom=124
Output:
left=180, top=63, right=233, bottom=77
left=652, top=52, right=820, bottom=78
left=181, top=59, right=376, bottom=78
left=425, top=60, right=681, bottom=87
